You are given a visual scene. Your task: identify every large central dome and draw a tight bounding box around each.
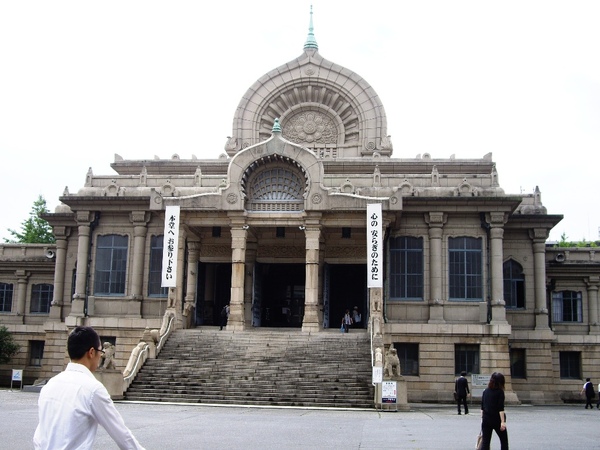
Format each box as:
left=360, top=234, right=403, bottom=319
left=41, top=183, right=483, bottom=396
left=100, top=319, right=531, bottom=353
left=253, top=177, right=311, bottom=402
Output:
left=226, top=8, right=389, bottom=159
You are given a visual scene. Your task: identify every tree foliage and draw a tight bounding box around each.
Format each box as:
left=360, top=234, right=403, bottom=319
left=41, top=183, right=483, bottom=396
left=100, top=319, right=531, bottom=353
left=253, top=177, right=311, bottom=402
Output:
left=4, top=195, right=55, bottom=244
left=0, top=326, right=20, bottom=364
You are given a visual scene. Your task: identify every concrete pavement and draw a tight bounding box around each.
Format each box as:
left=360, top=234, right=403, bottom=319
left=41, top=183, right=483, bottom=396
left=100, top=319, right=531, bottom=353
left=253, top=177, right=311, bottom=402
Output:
left=1, top=389, right=594, bottom=449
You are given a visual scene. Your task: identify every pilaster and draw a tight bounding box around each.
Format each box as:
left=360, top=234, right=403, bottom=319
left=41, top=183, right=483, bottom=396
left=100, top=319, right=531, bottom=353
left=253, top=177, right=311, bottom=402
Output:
left=426, top=212, right=446, bottom=323
left=302, top=222, right=321, bottom=332
left=529, top=228, right=550, bottom=330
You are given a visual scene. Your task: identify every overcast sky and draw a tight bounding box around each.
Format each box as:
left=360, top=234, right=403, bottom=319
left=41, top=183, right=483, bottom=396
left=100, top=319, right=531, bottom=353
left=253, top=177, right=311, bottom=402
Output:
left=1, top=1, right=598, bottom=243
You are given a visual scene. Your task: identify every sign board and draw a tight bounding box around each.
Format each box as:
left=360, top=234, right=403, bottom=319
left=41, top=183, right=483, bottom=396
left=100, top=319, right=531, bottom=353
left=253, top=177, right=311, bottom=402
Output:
left=366, top=203, right=383, bottom=288
left=11, top=369, right=23, bottom=391
left=471, top=373, right=491, bottom=396
left=161, top=205, right=180, bottom=287
left=372, top=366, right=383, bottom=384
left=381, top=381, right=397, bottom=403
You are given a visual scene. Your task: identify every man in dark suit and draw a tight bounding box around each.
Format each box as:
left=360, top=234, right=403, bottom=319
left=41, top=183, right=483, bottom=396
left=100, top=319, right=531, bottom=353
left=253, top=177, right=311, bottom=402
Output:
left=455, top=371, right=471, bottom=415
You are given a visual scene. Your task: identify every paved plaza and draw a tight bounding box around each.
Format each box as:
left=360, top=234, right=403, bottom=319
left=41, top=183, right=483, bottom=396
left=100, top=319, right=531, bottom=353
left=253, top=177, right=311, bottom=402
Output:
left=1, top=389, right=594, bottom=449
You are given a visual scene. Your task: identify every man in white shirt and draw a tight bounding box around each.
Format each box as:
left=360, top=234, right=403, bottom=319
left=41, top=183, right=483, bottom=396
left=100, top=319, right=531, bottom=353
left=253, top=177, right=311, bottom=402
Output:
left=33, top=326, right=145, bottom=449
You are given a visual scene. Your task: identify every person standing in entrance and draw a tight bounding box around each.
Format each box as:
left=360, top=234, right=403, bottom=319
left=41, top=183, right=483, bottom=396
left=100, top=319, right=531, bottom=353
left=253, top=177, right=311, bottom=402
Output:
left=352, top=306, right=362, bottom=329
left=341, top=309, right=353, bottom=333
left=479, top=372, right=508, bottom=450
left=220, top=303, right=230, bottom=330
left=33, top=326, right=145, bottom=450
left=455, top=370, right=471, bottom=415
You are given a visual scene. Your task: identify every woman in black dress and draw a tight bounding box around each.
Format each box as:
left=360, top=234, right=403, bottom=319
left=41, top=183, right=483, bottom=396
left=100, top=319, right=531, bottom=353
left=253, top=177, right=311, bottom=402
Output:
left=480, top=372, right=508, bottom=450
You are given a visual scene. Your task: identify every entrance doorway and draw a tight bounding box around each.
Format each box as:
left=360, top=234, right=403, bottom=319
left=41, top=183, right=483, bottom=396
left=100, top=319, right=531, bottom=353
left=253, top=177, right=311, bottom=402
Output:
left=326, top=264, right=367, bottom=329
left=253, top=263, right=305, bottom=327
left=196, top=262, right=231, bottom=326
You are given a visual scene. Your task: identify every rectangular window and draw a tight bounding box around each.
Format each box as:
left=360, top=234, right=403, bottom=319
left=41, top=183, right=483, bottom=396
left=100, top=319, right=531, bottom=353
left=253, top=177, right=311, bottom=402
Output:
left=389, top=236, right=424, bottom=300
left=455, top=344, right=480, bottom=375
left=276, top=227, right=285, bottom=238
left=30, top=284, right=53, bottom=314
left=341, top=227, right=351, bottom=239
left=395, top=343, right=419, bottom=376
left=148, top=235, right=168, bottom=297
left=94, top=234, right=128, bottom=295
left=29, top=340, right=45, bottom=366
left=552, top=291, right=582, bottom=323
left=0, top=283, right=13, bottom=312
left=510, top=348, right=526, bottom=379
left=212, top=226, right=221, bottom=238
left=449, top=237, right=483, bottom=301
left=559, top=351, right=581, bottom=379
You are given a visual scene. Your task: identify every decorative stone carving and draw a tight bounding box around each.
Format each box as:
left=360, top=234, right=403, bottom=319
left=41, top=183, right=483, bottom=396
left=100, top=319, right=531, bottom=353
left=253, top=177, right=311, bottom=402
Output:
left=381, top=135, right=393, bottom=150
left=282, top=111, right=337, bottom=144
left=384, top=345, right=401, bottom=378
left=225, top=136, right=237, bottom=152
left=375, top=347, right=383, bottom=366
left=99, top=342, right=116, bottom=370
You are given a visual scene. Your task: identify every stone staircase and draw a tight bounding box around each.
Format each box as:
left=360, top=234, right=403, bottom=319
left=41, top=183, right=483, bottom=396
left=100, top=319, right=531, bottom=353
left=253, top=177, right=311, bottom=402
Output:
left=125, top=328, right=374, bottom=408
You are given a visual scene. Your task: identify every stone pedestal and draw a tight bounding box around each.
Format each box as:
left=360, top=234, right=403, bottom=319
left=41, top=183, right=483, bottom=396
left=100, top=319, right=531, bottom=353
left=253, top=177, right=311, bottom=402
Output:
left=94, top=370, right=124, bottom=400
left=375, top=376, right=409, bottom=411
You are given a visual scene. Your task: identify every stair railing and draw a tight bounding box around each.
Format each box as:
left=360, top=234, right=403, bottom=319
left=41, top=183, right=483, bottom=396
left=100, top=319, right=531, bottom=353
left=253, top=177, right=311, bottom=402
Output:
left=122, top=309, right=176, bottom=393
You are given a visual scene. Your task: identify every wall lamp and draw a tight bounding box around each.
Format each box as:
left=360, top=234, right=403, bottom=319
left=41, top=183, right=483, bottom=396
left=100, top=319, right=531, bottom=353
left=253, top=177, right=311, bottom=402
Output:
left=298, top=226, right=306, bottom=231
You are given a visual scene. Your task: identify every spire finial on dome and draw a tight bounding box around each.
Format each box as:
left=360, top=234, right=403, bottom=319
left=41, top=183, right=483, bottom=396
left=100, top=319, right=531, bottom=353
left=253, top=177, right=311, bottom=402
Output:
left=303, top=5, right=318, bottom=50
left=272, top=118, right=282, bottom=133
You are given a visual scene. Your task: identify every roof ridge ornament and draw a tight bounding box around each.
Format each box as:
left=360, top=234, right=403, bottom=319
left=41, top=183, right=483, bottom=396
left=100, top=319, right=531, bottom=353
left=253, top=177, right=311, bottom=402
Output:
left=272, top=118, right=282, bottom=133
left=303, top=5, right=318, bottom=50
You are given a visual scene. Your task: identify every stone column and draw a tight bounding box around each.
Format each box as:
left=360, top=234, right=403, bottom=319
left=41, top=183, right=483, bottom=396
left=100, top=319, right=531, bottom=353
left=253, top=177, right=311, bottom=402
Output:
left=586, top=276, right=600, bottom=334
left=183, top=241, right=200, bottom=328
left=49, top=227, right=71, bottom=320
left=71, top=212, right=94, bottom=319
left=15, top=269, right=29, bottom=320
left=426, top=212, right=446, bottom=323
left=129, top=212, right=149, bottom=302
left=302, top=225, right=321, bottom=332
left=530, top=229, right=550, bottom=330
left=228, top=221, right=248, bottom=331
left=488, top=213, right=507, bottom=324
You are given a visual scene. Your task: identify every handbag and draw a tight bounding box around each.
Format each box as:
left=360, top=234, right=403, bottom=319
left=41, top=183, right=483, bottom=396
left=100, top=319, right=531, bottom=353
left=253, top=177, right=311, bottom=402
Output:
left=475, top=431, right=482, bottom=450
left=453, top=392, right=458, bottom=401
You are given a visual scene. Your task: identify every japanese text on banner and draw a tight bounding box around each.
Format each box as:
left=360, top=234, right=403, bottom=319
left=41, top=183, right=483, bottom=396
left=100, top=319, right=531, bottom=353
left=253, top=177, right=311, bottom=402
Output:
left=366, top=203, right=383, bottom=288
left=161, top=205, right=180, bottom=287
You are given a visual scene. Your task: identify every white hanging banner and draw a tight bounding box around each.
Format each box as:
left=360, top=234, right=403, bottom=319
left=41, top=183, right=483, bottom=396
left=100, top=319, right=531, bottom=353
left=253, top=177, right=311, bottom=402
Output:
left=367, top=203, right=383, bottom=287
left=161, top=205, right=180, bottom=287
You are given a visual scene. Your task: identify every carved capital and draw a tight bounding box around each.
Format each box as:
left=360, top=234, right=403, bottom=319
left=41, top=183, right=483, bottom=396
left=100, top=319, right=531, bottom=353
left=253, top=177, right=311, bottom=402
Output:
left=130, top=211, right=150, bottom=225
left=76, top=211, right=95, bottom=225
left=425, top=212, right=447, bottom=227
left=486, top=212, right=507, bottom=227
left=528, top=228, right=549, bottom=242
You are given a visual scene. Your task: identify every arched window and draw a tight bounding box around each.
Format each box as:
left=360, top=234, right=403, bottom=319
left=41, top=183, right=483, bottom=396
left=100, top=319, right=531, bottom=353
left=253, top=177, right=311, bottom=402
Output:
left=503, top=259, right=525, bottom=309
left=246, top=164, right=305, bottom=212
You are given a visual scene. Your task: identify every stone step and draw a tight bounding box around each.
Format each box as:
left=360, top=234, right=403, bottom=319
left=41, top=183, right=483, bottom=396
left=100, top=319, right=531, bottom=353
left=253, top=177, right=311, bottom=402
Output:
left=125, top=328, right=374, bottom=408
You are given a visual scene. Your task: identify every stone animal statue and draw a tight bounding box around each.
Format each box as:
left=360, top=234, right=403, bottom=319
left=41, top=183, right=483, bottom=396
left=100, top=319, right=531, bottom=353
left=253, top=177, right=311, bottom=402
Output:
left=383, top=345, right=401, bottom=378
left=100, top=342, right=116, bottom=370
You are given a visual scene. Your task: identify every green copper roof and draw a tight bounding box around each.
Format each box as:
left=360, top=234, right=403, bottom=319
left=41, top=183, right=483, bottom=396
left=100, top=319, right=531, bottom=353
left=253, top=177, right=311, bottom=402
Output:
left=303, top=5, right=318, bottom=50
left=272, top=118, right=282, bottom=133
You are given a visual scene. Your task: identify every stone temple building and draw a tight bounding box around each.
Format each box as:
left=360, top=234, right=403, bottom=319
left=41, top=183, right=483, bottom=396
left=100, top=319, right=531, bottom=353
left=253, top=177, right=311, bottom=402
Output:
left=1, top=10, right=599, bottom=405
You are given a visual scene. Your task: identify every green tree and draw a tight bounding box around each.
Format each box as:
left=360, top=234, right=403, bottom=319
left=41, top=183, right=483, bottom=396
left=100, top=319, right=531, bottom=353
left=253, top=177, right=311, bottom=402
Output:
left=0, top=326, right=20, bottom=364
left=4, top=195, right=55, bottom=244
